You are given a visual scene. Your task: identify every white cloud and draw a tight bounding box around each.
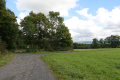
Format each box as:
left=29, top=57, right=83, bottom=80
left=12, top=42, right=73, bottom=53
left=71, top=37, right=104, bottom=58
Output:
left=64, top=6, right=120, bottom=42
left=17, top=12, right=29, bottom=29
left=76, top=6, right=120, bottom=29
left=17, top=19, right=20, bottom=24
left=15, top=0, right=78, bottom=16
left=17, top=11, right=29, bottom=25
left=18, top=12, right=29, bottom=19
left=76, top=8, right=92, bottom=19
left=64, top=16, right=103, bottom=41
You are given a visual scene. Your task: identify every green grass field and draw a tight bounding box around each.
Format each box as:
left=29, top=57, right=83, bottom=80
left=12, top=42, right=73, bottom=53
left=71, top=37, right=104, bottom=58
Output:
left=41, top=48, right=120, bottom=80
left=0, top=51, right=14, bottom=66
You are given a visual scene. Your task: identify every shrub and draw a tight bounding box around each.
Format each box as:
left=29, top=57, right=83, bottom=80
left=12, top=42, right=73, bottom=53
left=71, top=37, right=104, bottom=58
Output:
left=117, top=45, right=120, bottom=48
left=0, top=38, right=7, bottom=55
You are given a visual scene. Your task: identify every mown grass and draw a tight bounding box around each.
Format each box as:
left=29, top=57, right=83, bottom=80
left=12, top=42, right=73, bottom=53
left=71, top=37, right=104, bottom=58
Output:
left=0, top=51, right=14, bottom=66
left=41, top=49, right=120, bottom=80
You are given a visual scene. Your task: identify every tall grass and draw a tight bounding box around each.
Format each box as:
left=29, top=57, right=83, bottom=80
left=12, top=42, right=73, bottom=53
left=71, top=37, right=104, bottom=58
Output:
left=41, top=49, right=120, bottom=80
left=0, top=50, right=14, bottom=66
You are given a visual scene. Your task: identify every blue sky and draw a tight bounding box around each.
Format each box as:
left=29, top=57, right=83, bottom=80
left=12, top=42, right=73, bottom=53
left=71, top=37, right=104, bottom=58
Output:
left=6, top=0, right=120, bottom=42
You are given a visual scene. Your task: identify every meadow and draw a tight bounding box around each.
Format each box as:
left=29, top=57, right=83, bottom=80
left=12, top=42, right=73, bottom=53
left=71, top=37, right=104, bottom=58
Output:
left=41, top=48, right=120, bottom=80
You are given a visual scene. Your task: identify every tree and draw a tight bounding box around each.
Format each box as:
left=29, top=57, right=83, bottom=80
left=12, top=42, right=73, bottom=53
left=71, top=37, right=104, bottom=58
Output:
left=56, top=24, right=73, bottom=50
left=20, top=11, right=73, bottom=51
left=0, top=38, right=7, bottom=55
left=99, top=38, right=104, bottom=48
left=0, top=0, right=19, bottom=50
left=16, top=30, right=26, bottom=49
left=20, top=14, right=38, bottom=52
left=105, top=35, right=120, bottom=48
left=0, top=0, right=6, bottom=28
left=48, top=11, right=73, bottom=50
left=32, top=12, right=50, bottom=50
left=21, top=11, right=50, bottom=51
left=92, top=38, right=98, bottom=48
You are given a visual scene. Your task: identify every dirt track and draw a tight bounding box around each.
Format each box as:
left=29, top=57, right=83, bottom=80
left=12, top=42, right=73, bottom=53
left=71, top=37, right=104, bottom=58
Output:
left=0, top=53, right=56, bottom=80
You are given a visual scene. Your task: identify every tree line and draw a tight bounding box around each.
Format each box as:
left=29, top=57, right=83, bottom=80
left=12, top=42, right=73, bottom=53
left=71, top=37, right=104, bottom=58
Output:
left=0, top=0, right=73, bottom=55
left=0, top=0, right=19, bottom=55
left=73, top=35, right=120, bottom=49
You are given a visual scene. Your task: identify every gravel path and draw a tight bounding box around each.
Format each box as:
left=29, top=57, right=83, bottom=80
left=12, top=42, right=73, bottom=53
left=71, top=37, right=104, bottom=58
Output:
left=0, top=53, right=57, bottom=80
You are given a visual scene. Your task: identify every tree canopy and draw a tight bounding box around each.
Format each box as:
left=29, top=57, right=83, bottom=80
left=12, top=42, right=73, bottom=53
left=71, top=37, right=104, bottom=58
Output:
left=20, top=11, right=73, bottom=51
left=0, top=0, right=19, bottom=50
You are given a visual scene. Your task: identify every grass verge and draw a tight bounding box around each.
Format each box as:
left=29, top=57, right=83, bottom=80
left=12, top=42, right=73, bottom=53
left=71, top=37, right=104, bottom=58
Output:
left=41, top=49, right=120, bottom=80
left=74, top=48, right=120, bottom=52
left=0, top=51, right=14, bottom=67
left=15, top=49, right=74, bottom=54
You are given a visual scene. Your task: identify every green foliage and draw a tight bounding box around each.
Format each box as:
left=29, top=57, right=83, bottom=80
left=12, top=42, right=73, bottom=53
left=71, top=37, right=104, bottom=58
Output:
left=92, top=38, right=99, bottom=48
left=20, top=11, right=73, bottom=52
left=0, top=1, right=19, bottom=50
left=73, top=42, right=90, bottom=49
left=99, top=38, right=104, bottom=48
left=105, top=35, right=120, bottom=48
left=0, top=0, right=6, bottom=26
left=0, top=38, right=7, bottom=55
left=56, top=24, right=73, bottom=50
left=41, top=48, right=120, bottom=80
left=0, top=50, right=13, bottom=66
left=16, top=30, right=26, bottom=49
left=116, top=45, right=120, bottom=48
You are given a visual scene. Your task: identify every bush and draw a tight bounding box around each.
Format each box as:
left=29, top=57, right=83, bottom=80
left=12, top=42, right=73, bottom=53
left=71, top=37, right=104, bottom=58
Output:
left=117, top=45, right=120, bottom=48
left=0, top=38, right=7, bottom=55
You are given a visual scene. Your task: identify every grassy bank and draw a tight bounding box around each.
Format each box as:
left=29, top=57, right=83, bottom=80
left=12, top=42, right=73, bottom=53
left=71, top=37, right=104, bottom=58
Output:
left=41, top=49, right=120, bottom=80
left=0, top=51, right=14, bottom=66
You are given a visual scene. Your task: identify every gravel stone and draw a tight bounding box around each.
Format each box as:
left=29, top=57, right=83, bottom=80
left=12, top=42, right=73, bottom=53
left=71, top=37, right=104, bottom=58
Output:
left=0, top=53, right=56, bottom=80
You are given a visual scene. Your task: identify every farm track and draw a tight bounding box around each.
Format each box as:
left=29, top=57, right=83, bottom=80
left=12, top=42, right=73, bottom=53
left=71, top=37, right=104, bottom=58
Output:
left=0, top=53, right=56, bottom=80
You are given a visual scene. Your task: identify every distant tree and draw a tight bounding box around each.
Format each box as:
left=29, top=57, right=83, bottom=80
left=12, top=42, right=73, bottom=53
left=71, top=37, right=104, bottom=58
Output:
left=92, top=38, right=98, bottom=48
left=99, top=38, right=104, bottom=48
left=73, top=42, right=90, bottom=49
left=104, top=35, right=120, bottom=48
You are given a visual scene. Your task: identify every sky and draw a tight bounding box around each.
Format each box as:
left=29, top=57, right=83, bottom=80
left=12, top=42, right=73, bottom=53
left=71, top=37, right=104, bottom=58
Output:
left=6, top=0, right=120, bottom=42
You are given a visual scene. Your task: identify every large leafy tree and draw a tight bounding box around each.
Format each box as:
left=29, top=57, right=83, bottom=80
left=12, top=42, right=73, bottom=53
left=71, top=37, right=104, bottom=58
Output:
left=32, top=12, right=50, bottom=50
left=20, top=11, right=73, bottom=51
left=21, top=11, right=50, bottom=51
left=0, top=0, right=19, bottom=49
left=21, top=14, right=37, bottom=51
left=56, top=24, right=73, bottom=50
left=48, top=11, right=73, bottom=50
left=0, top=0, right=6, bottom=27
